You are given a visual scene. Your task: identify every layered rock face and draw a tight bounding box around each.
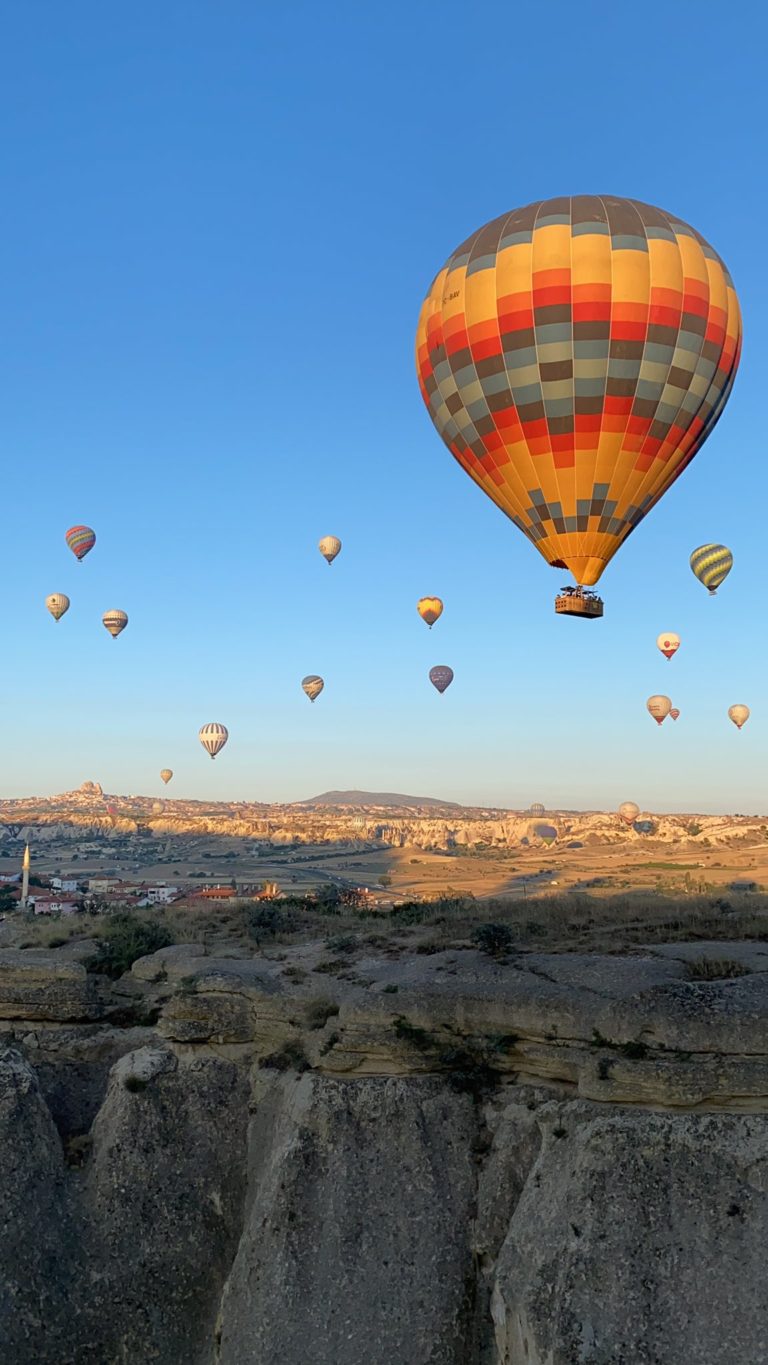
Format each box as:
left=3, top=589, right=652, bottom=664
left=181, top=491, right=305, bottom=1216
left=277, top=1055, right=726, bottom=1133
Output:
left=1, top=942, right=768, bottom=1363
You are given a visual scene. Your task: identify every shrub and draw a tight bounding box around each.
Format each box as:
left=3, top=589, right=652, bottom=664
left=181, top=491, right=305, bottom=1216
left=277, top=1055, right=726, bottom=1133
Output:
left=246, top=905, right=294, bottom=941
left=471, top=923, right=515, bottom=957
left=619, top=1040, right=648, bottom=1060
left=260, top=1040, right=309, bottom=1072
left=389, top=901, right=428, bottom=926
left=393, top=1016, right=434, bottom=1048
left=437, top=1045, right=499, bottom=1098
left=304, top=997, right=340, bottom=1030
left=325, top=933, right=358, bottom=954
left=85, top=915, right=173, bottom=979
left=686, top=957, right=750, bottom=981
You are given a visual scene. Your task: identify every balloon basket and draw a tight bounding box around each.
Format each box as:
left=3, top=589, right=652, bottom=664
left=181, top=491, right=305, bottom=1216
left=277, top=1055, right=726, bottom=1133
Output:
left=555, top=588, right=604, bottom=619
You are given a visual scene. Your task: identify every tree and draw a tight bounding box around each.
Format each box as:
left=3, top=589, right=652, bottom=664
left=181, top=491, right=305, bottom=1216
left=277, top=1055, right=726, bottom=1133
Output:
left=314, top=884, right=342, bottom=915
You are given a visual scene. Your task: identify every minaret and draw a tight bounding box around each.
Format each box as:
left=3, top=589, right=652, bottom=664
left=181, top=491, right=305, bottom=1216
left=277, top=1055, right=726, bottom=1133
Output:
left=21, top=843, right=30, bottom=908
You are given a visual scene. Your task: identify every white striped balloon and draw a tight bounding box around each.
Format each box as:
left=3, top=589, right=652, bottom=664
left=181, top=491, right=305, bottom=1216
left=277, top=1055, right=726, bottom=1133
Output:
left=198, top=722, right=229, bottom=758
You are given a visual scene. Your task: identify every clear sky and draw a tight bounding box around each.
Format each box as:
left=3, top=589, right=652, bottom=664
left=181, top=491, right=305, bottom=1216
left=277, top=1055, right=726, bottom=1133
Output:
left=0, top=1, right=765, bottom=813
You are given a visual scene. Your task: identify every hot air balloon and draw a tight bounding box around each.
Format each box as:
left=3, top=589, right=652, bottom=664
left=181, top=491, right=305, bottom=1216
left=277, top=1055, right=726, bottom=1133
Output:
left=657, top=632, right=680, bottom=660
left=417, top=597, right=443, bottom=628
left=647, top=695, right=672, bottom=725
left=102, top=610, right=128, bottom=639
left=416, top=197, right=741, bottom=615
left=634, top=819, right=656, bottom=835
left=199, top=722, right=229, bottom=758
left=66, top=525, right=96, bottom=561
left=529, top=803, right=545, bottom=817
left=618, top=801, right=640, bottom=826
left=670, top=708, right=680, bottom=721
left=728, top=704, right=750, bottom=730
left=302, top=675, right=324, bottom=702
left=152, top=801, right=164, bottom=815
left=318, top=536, right=341, bottom=565
left=45, top=593, right=70, bottom=622
left=690, top=544, right=733, bottom=594
left=429, top=665, right=454, bottom=694
left=532, top=822, right=558, bottom=846
left=160, top=769, right=173, bottom=785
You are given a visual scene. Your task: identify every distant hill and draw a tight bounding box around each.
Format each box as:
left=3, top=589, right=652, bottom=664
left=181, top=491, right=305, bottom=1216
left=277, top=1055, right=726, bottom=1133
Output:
left=300, top=790, right=461, bottom=809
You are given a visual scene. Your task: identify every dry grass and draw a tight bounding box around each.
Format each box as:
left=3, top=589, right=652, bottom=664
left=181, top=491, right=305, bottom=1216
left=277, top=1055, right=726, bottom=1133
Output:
left=6, top=887, right=768, bottom=962
left=685, top=956, right=751, bottom=981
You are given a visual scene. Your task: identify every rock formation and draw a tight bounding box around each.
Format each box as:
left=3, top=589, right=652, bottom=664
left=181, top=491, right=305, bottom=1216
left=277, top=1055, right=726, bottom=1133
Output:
left=1, top=941, right=767, bottom=1362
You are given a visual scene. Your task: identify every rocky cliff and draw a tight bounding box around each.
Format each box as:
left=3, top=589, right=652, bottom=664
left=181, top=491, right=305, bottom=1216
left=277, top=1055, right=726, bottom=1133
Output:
left=1, top=939, right=767, bottom=1363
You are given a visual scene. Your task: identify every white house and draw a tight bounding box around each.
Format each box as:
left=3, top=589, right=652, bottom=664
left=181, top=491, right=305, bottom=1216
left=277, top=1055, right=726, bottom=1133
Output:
left=32, top=897, right=78, bottom=917
left=52, top=877, right=79, bottom=893
left=145, top=885, right=179, bottom=905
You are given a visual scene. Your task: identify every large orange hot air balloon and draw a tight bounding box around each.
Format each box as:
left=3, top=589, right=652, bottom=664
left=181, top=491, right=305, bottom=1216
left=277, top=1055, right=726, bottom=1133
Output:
left=416, top=197, right=741, bottom=603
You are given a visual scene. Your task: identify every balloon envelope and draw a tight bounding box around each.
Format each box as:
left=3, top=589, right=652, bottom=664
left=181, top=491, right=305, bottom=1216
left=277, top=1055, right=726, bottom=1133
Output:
left=102, top=610, right=128, bottom=639
left=160, top=769, right=173, bottom=785
left=690, top=544, right=733, bottom=593
left=418, top=597, right=443, bottom=628
left=618, top=801, right=640, bottom=826
left=416, top=197, right=741, bottom=587
left=429, top=665, right=454, bottom=694
left=302, top=675, right=324, bottom=702
left=656, top=632, right=680, bottom=660
left=66, top=525, right=96, bottom=561
left=199, top=723, right=229, bottom=758
left=647, top=695, right=672, bottom=725
left=318, top=536, right=341, bottom=565
left=728, top=704, right=750, bottom=730
left=670, top=708, right=680, bottom=721
left=45, top=593, right=70, bottom=622
left=532, top=822, right=558, bottom=845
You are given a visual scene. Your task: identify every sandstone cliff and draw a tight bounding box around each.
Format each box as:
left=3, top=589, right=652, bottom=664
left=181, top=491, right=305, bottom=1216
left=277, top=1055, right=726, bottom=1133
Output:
left=1, top=940, right=767, bottom=1363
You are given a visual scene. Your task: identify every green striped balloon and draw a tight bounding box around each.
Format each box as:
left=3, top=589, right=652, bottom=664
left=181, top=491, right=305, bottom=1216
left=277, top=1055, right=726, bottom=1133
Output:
left=689, top=543, right=733, bottom=593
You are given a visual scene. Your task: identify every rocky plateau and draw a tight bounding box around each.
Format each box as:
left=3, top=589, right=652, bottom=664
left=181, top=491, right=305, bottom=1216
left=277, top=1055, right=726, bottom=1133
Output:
left=1, top=936, right=767, bottom=1362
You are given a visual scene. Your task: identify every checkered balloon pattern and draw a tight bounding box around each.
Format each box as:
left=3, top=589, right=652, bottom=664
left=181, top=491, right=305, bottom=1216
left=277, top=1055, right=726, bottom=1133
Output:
left=416, top=196, right=741, bottom=587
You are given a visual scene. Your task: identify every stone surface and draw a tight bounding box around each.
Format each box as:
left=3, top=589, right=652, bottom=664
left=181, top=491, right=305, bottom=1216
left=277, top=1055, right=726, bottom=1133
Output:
left=217, top=1073, right=478, bottom=1365
left=0, top=949, right=106, bottom=1021
left=1, top=942, right=768, bottom=1362
left=488, top=1102, right=768, bottom=1365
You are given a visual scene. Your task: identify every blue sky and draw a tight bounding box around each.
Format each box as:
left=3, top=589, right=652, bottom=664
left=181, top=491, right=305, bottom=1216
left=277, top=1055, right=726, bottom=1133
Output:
left=0, top=1, right=765, bottom=812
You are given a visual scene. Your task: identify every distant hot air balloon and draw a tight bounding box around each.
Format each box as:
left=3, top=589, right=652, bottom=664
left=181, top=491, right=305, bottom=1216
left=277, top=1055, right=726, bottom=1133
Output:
left=618, top=801, right=640, bottom=826
left=416, top=197, right=741, bottom=610
left=66, top=525, right=96, bottom=561
left=690, top=544, right=733, bottom=593
left=728, top=704, right=750, bottom=730
left=102, top=609, right=128, bottom=639
left=152, top=801, right=164, bottom=815
left=45, top=593, right=70, bottom=622
left=318, top=536, right=341, bottom=565
left=160, top=769, right=173, bottom=785
left=417, top=597, right=443, bottom=628
left=199, top=722, right=229, bottom=759
left=657, top=632, right=680, bottom=660
left=429, top=665, right=454, bottom=694
left=302, top=675, right=325, bottom=702
left=647, top=695, right=672, bottom=726
left=532, top=822, right=558, bottom=846
left=670, top=708, right=680, bottom=721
